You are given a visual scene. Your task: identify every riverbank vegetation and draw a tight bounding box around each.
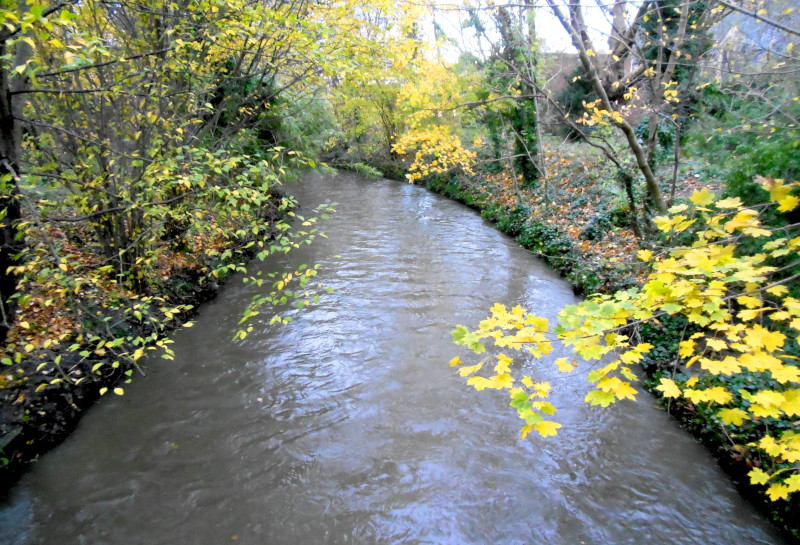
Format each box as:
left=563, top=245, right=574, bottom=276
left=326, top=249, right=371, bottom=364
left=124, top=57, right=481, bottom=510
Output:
left=320, top=0, right=800, bottom=536
left=0, top=0, right=416, bottom=482
left=1, top=0, right=799, bottom=538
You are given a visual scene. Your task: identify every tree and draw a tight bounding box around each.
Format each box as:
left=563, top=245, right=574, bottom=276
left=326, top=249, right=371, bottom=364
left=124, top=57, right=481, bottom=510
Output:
left=0, top=0, right=423, bottom=405
left=452, top=179, right=800, bottom=501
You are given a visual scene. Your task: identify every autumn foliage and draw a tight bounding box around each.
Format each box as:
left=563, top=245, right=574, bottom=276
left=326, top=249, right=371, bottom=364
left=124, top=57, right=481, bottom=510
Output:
left=452, top=178, right=800, bottom=501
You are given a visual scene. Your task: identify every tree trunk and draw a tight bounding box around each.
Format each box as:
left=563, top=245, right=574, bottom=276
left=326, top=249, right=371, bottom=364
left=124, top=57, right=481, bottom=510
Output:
left=0, top=38, right=26, bottom=343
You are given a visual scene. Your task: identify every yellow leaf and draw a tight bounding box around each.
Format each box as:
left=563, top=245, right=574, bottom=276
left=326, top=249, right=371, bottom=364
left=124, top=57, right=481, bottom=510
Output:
left=586, top=49, right=595, bottom=57
left=637, top=249, right=653, bottom=261
left=745, top=325, right=786, bottom=352
left=766, top=484, right=791, bottom=501
left=532, top=382, right=551, bottom=397
left=717, top=407, right=748, bottom=426
left=555, top=357, right=575, bottom=373
left=706, top=337, right=727, bottom=351
left=738, top=309, right=762, bottom=321
left=766, top=286, right=789, bottom=297
left=704, top=386, right=733, bottom=404
left=749, top=467, right=770, bottom=486
left=778, top=195, right=799, bottom=212
left=488, top=373, right=514, bottom=389
left=449, top=356, right=463, bottom=367
left=716, top=197, right=743, bottom=209
left=785, top=474, right=800, bottom=494
left=612, top=380, right=638, bottom=401
left=495, top=353, right=513, bottom=373
left=458, top=362, right=483, bottom=377
left=520, top=424, right=533, bottom=439
left=725, top=210, right=759, bottom=232
left=532, top=401, right=557, bottom=416
left=752, top=390, right=785, bottom=408
left=467, top=376, right=492, bottom=391
left=585, top=390, right=616, bottom=407
left=113, top=387, right=124, bottom=395
left=772, top=365, right=800, bottom=384
left=780, top=390, right=800, bottom=416
left=534, top=420, right=561, bottom=437
left=679, top=339, right=696, bottom=357
left=655, top=378, right=681, bottom=398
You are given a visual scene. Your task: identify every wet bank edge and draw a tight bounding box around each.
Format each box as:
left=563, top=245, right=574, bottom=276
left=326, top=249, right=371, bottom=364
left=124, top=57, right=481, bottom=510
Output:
left=410, top=169, right=800, bottom=542
left=0, top=196, right=291, bottom=492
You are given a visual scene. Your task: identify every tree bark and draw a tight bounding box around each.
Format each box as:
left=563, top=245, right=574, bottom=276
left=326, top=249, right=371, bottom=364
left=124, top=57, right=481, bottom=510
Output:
left=546, top=0, right=668, bottom=213
left=0, top=38, right=26, bottom=343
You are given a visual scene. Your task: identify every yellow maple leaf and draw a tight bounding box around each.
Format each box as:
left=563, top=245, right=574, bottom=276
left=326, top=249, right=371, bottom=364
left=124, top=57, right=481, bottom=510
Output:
left=725, top=210, right=759, bottom=232
left=690, top=188, right=715, bottom=206
left=771, top=365, right=800, bottom=384
left=458, top=362, right=483, bottom=377
left=700, top=356, right=741, bottom=375
left=749, top=467, right=771, bottom=485
left=716, top=197, right=743, bottom=209
left=532, top=382, right=552, bottom=397
left=612, top=380, right=638, bottom=401
left=778, top=195, right=799, bottom=212
left=532, top=401, right=557, bottom=416
left=449, top=356, right=463, bottom=367
left=766, top=484, right=791, bottom=501
left=717, top=407, right=748, bottom=426
left=704, top=386, right=733, bottom=404
left=488, top=373, right=514, bottom=389
left=750, top=403, right=783, bottom=418
left=679, top=339, right=696, bottom=357
left=766, top=285, right=789, bottom=297
left=655, top=378, right=681, bottom=398
left=494, top=353, right=513, bottom=374
left=745, top=325, right=786, bottom=352
left=654, top=215, right=673, bottom=232
left=534, top=420, right=562, bottom=437
left=555, top=357, right=575, bottom=372
left=780, top=390, right=800, bottom=416
left=467, top=376, right=492, bottom=391
left=752, top=390, right=786, bottom=407
left=758, top=175, right=793, bottom=203
left=786, top=474, right=800, bottom=494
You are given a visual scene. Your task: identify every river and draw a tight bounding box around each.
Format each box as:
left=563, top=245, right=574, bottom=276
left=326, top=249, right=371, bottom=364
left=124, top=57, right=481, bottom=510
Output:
left=0, top=172, right=784, bottom=544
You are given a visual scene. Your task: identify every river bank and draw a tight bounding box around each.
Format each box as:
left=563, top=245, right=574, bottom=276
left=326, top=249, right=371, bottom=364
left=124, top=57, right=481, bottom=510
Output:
left=403, top=161, right=800, bottom=541
left=0, top=171, right=784, bottom=545
left=0, top=191, right=301, bottom=490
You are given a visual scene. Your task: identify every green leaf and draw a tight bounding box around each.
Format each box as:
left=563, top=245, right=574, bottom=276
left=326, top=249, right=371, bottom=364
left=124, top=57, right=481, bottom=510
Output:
left=584, top=390, right=616, bottom=407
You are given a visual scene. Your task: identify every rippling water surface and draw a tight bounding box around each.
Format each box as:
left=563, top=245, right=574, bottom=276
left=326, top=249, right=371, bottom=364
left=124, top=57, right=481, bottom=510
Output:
left=0, top=172, right=784, bottom=544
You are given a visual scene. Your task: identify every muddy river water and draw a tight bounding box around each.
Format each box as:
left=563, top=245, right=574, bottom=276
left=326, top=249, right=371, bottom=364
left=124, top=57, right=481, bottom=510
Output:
left=0, top=172, right=784, bottom=544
